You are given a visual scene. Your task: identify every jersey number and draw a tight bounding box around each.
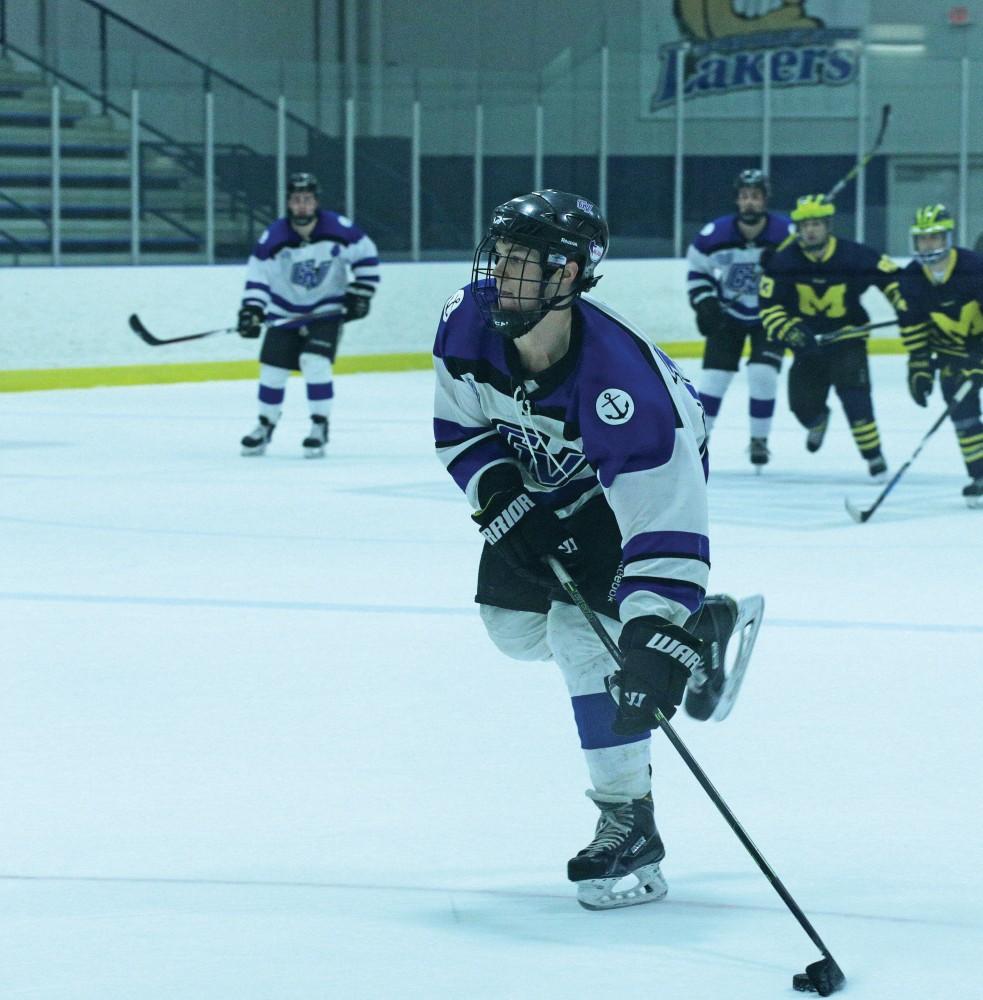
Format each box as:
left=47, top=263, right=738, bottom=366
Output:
left=796, top=283, right=847, bottom=318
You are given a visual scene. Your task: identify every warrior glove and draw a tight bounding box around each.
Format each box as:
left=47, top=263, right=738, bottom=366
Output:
left=907, top=353, right=935, bottom=407
left=237, top=304, right=264, bottom=339
left=343, top=287, right=372, bottom=321
left=694, top=297, right=726, bottom=339
left=472, top=489, right=581, bottom=587
left=608, top=616, right=703, bottom=735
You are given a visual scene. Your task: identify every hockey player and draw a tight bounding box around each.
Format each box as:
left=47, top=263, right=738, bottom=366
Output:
left=433, top=190, right=762, bottom=910
left=898, top=205, right=983, bottom=507
left=759, top=194, right=905, bottom=480
left=237, top=172, right=380, bottom=457
left=686, top=168, right=794, bottom=470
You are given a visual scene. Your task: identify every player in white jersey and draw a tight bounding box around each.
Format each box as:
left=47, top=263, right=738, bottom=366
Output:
left=237, top=172, right=380, bottom=457
left=433, top=189, right=762, bottom=910
left=686, top=169, right=794, bottom=470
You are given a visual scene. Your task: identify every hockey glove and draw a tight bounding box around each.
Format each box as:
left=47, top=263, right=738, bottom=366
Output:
left=607, top=616, right=703, bottom=735
left=343, top=288, right=372, bottom=321
left=961, top=351, right=983, bottom=387
left=472, top=489, right=582, bottom=587
left=783, top=322, right=818, bottom=353
left=907, top=353, right=935, bottom=407
left=237, top=304, right=264, bottom=339
left=694, top=297, right=726, bottom=339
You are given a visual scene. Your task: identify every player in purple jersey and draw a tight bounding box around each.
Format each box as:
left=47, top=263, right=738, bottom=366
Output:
left=686, top=169, right=794, bottom=471
left=433, top=189, right=763, bottom=909
left=237, top=172, right=380, bottom=458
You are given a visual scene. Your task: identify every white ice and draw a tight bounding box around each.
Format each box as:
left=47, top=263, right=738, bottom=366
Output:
left=2, top=357, right=981, bottom=1000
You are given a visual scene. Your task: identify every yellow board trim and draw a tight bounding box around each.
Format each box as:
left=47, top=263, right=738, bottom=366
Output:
left=0, top=339, right=908, bottom=392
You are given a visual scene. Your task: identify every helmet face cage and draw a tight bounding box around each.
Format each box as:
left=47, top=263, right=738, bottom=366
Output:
left=470, top=191, right=608, bottom=339
left=910, top=204, right=954, bottom=265
left=287, top=172, right=319, bottom=225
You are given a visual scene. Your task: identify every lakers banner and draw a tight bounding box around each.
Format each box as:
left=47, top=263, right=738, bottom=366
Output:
left=643, top=1, right=864, bottom=115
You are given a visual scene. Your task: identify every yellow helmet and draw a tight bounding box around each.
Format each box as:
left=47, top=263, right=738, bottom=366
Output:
left=790, top=194, right=835, bottom=223
left=910, top=204, right=954, bottom=264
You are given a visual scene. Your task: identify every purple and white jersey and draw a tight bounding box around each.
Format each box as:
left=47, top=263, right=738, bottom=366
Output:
left=433, top=284, right=710, bottom=626
left=241, top=209, right=380, bottom=329
left=686, top=212, right=793, bottom=324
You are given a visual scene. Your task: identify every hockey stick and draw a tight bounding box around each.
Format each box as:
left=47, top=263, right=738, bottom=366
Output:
left=128, top=308, right=346, bottom=347
left=814, top=317, right=897, bottom=346
left=775, top=103, right=892, bottom=254
left=547, top=556, right=845, bottom=997
left=845, top=378, right=975, bottom=523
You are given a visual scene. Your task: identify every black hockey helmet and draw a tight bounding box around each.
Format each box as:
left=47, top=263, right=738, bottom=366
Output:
left=287, top=172, right=319, bottom=197
left=734, top=168, right=769, bottom=197
left=471, top=189, right=609, bottom=338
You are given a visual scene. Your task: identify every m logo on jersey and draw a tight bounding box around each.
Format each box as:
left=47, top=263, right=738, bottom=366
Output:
left=796, top=282, right=847, bottom=318
left=725, top=262, right=760, bottom=296
left=291, top=259, right=332, bottom=290
left=931, top=300, right=983, bottom=341
left=496, top=421, right=586, bottom=487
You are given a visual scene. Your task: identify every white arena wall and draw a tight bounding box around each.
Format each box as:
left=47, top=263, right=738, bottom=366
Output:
left=0, top=259, right=902, bottom=390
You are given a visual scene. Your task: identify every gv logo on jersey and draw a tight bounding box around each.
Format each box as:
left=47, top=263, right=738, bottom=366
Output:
left=497, top=421, right=586, bottom=487
left=725, top=262, right=760, bottom=296
left=291, top=259, right=332, bottom=290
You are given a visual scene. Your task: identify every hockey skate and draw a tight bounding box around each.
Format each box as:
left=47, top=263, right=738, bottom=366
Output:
left=867, top=455, right=888, bottom=483
left=748, top=437, right=770, bottom=473
left=241, top=416, right=275, bottom=456
left=684, top=594, right=765, bottom=722
left=963, top=476, right=983, bottom=509
left=805, top=408, right=830, bottom=453
left=568, top=792, right=667, bottom=911
left=302, top=415, right=329, bottom=458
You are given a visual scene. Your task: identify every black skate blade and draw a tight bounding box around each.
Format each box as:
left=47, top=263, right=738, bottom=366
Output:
left=792, top=956, right=846, bottom=996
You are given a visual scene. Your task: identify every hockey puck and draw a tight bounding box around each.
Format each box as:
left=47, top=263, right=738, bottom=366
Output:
left=792, top=972, right=817, bottom=993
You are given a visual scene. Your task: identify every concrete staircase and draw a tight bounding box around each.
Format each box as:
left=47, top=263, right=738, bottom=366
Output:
left=0, top=57, right=256, bottom=265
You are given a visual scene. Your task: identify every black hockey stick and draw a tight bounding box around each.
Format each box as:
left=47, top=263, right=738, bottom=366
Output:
left=776, top=103, right=892, bottom=253
left=128, top=308, right=346, bottom=347
left=845, top=377, right=975, bottom=523
left=814, top=317, right=897, bottom=346
left=825, top=103, right=892, bottom=203
left=546, top=556, right=846, bottom=997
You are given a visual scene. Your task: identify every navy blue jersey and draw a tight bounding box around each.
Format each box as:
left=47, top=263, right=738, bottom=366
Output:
left=241, top=209, right=379, bottom=329
left=898, top=248, right=983, bottom=359
left=759, top=236, right=903, bottom=346
left=433, top=284, right=710, bottom=626
left=686, top=212, right=794, bottom=324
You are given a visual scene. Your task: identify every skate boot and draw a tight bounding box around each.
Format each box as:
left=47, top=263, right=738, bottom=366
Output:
left=805, top=407, right=830, bottom=453
left=748, top=437, right=770, bottom=472
left=302, top=415, right=329, bottom=458
left=963, top=476, right=983, bottom=508
left=567, top=791, right=667, bottom=910
left=241, top=416, right=275, bottom=456
left=867, top=455, right=888, bottom=483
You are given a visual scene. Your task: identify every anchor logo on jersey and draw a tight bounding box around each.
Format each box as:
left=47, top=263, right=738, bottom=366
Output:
left=595, top=388, right=635, bottom=425
left=496, top=420, right=586, bottom=488
left=291, top=258, right=333, bottom=290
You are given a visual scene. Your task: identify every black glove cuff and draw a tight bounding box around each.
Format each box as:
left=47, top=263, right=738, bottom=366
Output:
left=475, top=463, right=525, bottom=509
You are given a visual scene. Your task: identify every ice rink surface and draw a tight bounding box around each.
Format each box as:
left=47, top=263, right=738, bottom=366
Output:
left=2, top=356, right=981, bottom=999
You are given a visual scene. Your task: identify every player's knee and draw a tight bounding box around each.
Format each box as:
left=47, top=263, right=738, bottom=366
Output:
left=299, top=351, right=332, bottom=381
left=479, top=604, right=551, bottom=662
left=259, top=363, right=290, bottom=388
left=546, top=602, right=620, bottom=696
